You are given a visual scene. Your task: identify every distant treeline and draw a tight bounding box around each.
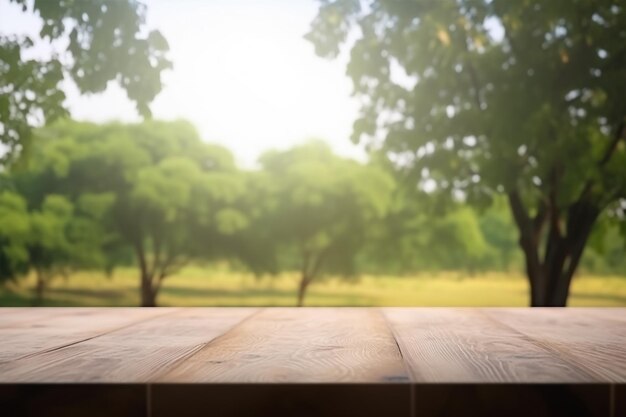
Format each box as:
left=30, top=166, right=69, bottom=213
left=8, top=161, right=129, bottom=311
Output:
left=1, top=120, right=624, bottom=306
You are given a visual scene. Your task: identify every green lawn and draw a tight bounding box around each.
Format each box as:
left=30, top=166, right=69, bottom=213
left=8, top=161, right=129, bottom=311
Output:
left=1, top=267, right=625, bottom=307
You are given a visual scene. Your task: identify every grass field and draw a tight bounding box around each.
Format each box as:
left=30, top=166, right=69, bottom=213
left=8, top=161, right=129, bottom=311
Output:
left=2, top=266, right=626, bottom=307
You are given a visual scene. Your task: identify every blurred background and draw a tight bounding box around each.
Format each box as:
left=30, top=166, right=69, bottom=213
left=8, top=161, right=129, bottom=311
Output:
left=0, top=0, right=624, bottom=307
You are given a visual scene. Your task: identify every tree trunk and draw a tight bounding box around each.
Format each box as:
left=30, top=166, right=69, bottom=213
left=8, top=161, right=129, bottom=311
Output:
left=526, top=238, right=586, bottom=307
left=548, top=202, right=598, bottom=306
left=296, top=275, right=310, bottom=307
left=140, top=272, right=157, bottom=307
left=33, top=270, right=46, bottom=306
left=508, top=192, right=599, bottom=307
left=135, top=240, right=159, bottom=307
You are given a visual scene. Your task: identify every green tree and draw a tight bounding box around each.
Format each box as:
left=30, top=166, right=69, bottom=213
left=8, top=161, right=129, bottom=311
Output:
left=0, top=190, right=109, bottom=305
left=259, top=141, right=394, bottom=306
left=15, top=120, right=247, bottom=306
left=361, top=190, right=520, bottom=275
left=27, top=194, right=111, bottom=305
left=219, top=170, right=281, bottom=277
left=0, top=191, right=30, bottom=284
left=0, top=0, right=170, bottom=163
left=307, top=0, right=626, bottom=306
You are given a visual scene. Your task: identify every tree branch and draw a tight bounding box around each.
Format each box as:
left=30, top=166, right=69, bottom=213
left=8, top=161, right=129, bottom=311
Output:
left=508, top=189, right=544, bottom=299
left=507, top=190, right=532, bottom=235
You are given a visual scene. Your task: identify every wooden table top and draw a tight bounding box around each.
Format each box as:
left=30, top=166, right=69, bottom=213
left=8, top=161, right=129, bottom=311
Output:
left=0, top=307, right=624, bottom=384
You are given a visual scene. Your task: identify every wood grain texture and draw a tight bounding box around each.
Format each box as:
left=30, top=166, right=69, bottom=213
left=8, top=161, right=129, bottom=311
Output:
left=579, top=307, right=626, bottom=323
left=159, top=308, right=409, bottom=383
left=0, top=308, right=100, bottom=328
left=383, top=308, right=600, bottom=383
left=0, top=307, right=623, bottom=384
left=0, top=308, right=173, bottom=364
left=481, top=308, right=626, bottom=382
left=0, top=308, right=257, bottom=382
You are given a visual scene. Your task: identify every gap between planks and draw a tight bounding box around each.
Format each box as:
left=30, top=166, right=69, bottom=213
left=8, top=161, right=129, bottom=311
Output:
left=382, top=308, right=606, bottom=383
left=0, top=307, right=623, bottom=384
left=159, top=308, right=410, bottom=383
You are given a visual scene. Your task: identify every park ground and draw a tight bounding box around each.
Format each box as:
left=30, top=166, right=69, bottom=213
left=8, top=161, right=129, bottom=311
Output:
left=1, top=267, right=625, bottom=307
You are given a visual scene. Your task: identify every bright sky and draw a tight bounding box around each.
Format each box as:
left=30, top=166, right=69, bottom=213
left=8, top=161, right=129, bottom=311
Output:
left=0, top=0, right=363, bottom=167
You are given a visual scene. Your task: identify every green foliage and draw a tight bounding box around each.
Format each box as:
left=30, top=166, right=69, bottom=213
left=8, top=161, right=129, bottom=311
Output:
left=0, top=117, right=623, bottom=307
left=28, top=195, right=76, bottom=278
left=0, top=191, right=30, bottom=282
left=360, top=191, right=522, bottom=274
left=0, top=189, right=107, bottom=303
left=478, top=197, right=520, bottom=270
left=307, top=0, right=626, bottom=205
left=256, top=141, right=395, bottom=305
left=0, top=0, right=170, bottom=163
left=307, top=0, right=626, bottom=306
left=357, top=185, right=430, bottom=274
left=583, top=212, right=626, bottom=274
left=432, top=208, right=490, bottom=270
left=8, top=119, right=247, bottom=305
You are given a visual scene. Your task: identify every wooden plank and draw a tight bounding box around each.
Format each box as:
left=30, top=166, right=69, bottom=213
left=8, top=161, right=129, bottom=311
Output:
left=0, top=308, right=175, bottom=364
left=383, top=308, right=599, bottom=383
left=0, top=308, right=257, bottom=383
left=481, top=308, right=626, bottom=383
left=0, top=308, right=99, bottom=328
left=578, top=307, right=626, bottom=324
left=0, top=307, right=622, bottom=385
left=159, top=307, right=409, bottom=383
